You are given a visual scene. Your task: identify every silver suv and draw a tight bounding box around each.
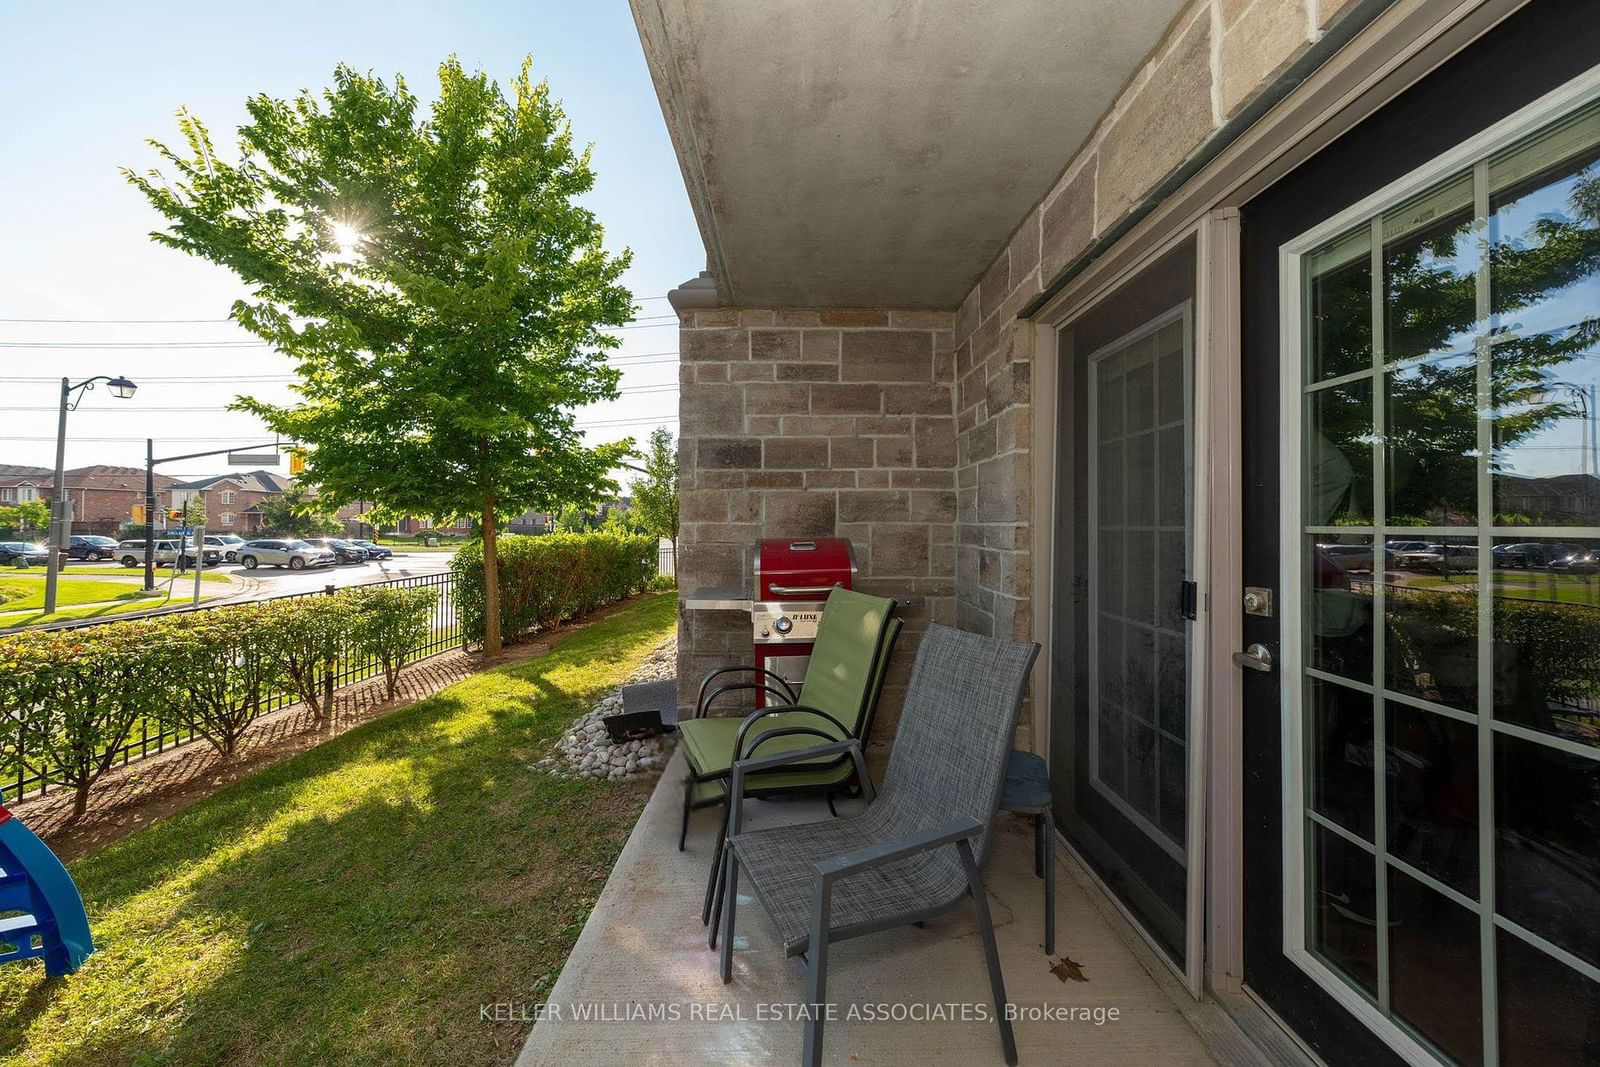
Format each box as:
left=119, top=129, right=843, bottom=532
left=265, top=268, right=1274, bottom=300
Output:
left=237, top=539, right=337, bottom=570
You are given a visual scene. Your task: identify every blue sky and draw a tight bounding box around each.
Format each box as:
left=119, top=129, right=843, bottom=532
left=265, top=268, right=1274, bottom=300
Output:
left=0, top=1, right=698, bottom=478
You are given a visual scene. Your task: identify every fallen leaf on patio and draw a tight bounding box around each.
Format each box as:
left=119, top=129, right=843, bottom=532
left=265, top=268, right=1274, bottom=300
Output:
left=1050, top=955, right=1088, bottom=982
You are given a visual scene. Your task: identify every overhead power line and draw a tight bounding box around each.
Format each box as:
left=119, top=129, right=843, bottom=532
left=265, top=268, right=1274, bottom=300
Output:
left=0, top=413, right=680, bottom=443
left=0, top=297, right=675, bottom=324
left=0, top=353, right=679, bottom=384
left=0, top=384, right=679, bottom=412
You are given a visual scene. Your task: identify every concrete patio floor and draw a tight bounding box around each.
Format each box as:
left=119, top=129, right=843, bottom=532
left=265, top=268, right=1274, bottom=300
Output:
left=517, top=747, right=1226, bottom=1066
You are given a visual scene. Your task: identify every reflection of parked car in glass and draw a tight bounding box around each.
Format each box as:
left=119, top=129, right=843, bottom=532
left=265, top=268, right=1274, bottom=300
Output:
left=1386, top=539, right=1432, bottom=554
left=1493, top=542, right=1576, bottom=569
left=1317, top=543, right=1393, bottom=573
left=1552, top=549, right=1600, bottom=575
left=1395, top=543, right=1477, bottom=574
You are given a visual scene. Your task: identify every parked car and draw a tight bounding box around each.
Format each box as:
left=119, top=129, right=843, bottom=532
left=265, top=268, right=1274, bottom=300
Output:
left=1394, top=543, right=1477, bottom=574
left=1552, top=549, right=1600, bottom=575
left=113, top=539, right=219, bottom=568
left=205, top=534, right=248, bottom=561
left=348, top=539, right=393, bottom=560
left=66, top=534, right=119, bottom=561
left=236, top=539, right=337, bottom=570
left=302, top=537, right=369, bottom=564
left=1386, top=539, right=1433, bottom=554
left=1316, top=543, right=1392, bottom=572
left=0, top=541, right=51, bottom=566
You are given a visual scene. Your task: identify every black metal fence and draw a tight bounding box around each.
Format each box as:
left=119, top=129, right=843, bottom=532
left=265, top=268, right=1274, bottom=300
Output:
left=5, top=571, right=461, bottom=803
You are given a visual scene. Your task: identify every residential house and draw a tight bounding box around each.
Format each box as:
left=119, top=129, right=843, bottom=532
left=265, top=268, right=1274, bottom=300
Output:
left=638, top=1, right=1599, bottom=1064
left=169, top=470, right=288, bottom=534
left=0, top=463, right=176, bottom=535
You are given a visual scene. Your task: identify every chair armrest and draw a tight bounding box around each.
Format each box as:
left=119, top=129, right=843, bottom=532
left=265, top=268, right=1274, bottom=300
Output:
left=696, top=666, right=798, bottom=717
left=728, top=738, right=875, bottom=837
left=812, top=818, right=985, bottom=882
left=734, top=703, right=851, bottom=760
left=701, top=681, right=799, bottom=719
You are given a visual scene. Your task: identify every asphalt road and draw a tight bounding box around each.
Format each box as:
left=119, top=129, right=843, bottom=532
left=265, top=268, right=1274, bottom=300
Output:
left=66, top=551, right=456, bottom=605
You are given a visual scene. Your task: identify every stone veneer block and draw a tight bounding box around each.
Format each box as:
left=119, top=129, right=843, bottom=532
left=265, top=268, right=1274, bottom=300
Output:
left=1096, top=12, right=1213, bottom=229
left=840, top=331, right=933, bottom=382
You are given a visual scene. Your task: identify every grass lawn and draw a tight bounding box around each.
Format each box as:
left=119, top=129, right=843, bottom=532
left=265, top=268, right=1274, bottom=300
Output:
left=0, top=572, right=230, bottom=612
left=0, top=591, right=676, bottom=1065
left=1407, top=572, right=1600, bottom=605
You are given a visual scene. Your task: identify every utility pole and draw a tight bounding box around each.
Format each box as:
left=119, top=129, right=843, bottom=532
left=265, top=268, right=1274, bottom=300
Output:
left=145, top=438, right=157, bottom=591
left=43, top=374, right=137, bottom=614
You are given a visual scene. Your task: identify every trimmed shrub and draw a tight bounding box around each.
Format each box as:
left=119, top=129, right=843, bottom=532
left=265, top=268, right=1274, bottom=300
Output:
left=451, top=532, right=655, bottom=647
left=161, top=604, right=283, bottom=758
left=0, top=620, right=176, bottom=821
left=254, top=596, right=351, bottom=724
left=348, top=586, right=440, bottom=699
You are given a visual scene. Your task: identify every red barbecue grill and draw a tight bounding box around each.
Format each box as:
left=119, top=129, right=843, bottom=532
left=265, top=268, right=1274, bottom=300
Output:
left=750, top=538, right=856, bottom=704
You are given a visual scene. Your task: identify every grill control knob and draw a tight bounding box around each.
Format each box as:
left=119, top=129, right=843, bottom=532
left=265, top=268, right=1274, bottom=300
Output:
left=773, top=616, right=793, bottom=635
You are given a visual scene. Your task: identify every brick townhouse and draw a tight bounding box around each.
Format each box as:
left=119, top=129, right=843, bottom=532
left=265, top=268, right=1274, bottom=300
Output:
left=168, top=470, right=287, bottom=534
left=0, top=463, right=176, bottom=536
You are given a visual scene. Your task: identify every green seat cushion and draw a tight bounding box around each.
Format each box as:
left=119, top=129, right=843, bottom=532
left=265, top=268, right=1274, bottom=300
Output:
left=679, top=715, right=856, bottom=789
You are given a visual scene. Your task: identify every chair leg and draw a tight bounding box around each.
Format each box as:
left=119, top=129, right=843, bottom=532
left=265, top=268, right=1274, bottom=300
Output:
left=702, top=799, right=729, bottom=926
left=1043, top=807, right=1056, bottom=957
left=710, top=844, right=729, bottom=953
left=802, top=880, right=833, bottom=1067
left=958, top=838, right=1018, bottom=1066
left=825, top=792, right=838, bottom=818
left=678, top=776, right=693, bottom=852
left=719, top=843, right=739, bottom=983
left=1033, top=813, right=1044, bottom=878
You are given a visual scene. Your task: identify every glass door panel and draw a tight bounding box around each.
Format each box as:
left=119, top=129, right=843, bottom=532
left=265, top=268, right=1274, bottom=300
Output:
left=1053, top=237, right=1198, bottom=981
left=1290, top=98, right=1600, bottom=1065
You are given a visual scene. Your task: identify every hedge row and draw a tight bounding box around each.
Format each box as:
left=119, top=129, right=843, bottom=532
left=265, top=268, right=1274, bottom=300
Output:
left=451, top=532, right=657, bottom=646
left=0, top=585, right=437, bottom=821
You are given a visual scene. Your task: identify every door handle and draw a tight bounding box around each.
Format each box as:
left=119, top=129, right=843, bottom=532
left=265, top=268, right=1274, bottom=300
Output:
left=1231, top=643, right=1274, bottom=673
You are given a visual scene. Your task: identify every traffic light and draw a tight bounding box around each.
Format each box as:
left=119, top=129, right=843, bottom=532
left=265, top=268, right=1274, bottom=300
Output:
left=289, top=449, right=306, bottom=476
left=131, top=505, right=144, bottom=524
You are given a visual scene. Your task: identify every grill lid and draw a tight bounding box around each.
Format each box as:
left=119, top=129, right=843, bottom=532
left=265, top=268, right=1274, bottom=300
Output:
left=754, top=538, right=856, bottom=600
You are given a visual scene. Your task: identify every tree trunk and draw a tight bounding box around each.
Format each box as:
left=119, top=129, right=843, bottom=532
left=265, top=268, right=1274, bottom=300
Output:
left=482, top=496, right=502, bottom=656
left=70, top=780, right=90, bottom=823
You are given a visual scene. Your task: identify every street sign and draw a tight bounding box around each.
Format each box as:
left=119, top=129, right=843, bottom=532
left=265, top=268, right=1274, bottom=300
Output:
left=227, top=452, right=279, bottom=466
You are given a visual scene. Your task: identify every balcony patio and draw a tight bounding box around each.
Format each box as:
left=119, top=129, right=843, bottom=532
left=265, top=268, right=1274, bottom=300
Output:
left=517, top=746, right=1253, bottom=1066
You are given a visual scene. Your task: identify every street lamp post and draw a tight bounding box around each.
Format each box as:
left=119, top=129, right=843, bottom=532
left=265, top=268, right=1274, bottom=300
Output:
left=42, top=375, right=138, bottom=615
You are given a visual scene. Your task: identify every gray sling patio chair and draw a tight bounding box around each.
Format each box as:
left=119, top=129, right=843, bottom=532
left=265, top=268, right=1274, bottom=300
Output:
left=716, top=623, right=1040, bottom=1067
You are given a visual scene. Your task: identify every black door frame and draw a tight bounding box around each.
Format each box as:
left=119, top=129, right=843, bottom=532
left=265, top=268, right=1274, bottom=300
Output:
left=1238, top=2, right=1599, bottom=1063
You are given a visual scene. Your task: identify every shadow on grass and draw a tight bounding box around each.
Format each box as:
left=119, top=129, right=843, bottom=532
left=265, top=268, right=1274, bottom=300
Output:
left=0, top=593, right=675, bottom=1065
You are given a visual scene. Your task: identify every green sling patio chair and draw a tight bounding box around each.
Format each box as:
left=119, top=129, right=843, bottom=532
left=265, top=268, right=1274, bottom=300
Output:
left=677, top=587, right=900, bottom=929
left=717, top=624, right=1040, bottom=1067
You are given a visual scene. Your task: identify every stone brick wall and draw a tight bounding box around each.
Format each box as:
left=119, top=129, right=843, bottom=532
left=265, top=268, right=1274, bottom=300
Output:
left=675, top=306, right=957, bottom=745
left=951, top=0, right=1361, bottom=649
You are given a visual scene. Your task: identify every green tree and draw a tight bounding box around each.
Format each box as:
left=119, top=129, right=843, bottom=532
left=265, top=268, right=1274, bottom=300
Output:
left=630, top=426, right=679, bottom=559
left=0, top=499, right=50, bottom=538
left=127, top=57, right=634, bottom=656
left=256, top=483, right=342, bottom=538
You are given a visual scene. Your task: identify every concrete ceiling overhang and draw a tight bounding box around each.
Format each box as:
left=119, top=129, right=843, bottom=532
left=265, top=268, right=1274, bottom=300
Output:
left=631, top=0, right=1188, bottom=309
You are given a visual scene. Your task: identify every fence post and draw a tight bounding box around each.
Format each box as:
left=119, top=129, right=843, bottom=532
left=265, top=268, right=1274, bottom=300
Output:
left=323, top=583, right=337, bottom=724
